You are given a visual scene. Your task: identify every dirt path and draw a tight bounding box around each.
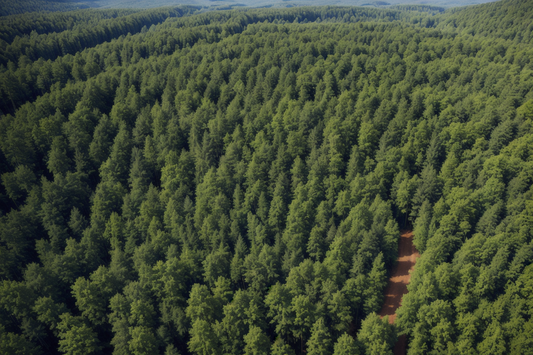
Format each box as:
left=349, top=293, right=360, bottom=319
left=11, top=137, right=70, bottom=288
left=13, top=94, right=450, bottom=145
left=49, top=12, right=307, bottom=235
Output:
left=378, top=230, right=419, bottom=355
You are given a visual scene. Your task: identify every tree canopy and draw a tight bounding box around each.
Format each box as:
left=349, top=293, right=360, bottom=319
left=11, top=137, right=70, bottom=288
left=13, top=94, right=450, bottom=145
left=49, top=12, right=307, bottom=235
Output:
left=1, top=0, right=533, bottom=354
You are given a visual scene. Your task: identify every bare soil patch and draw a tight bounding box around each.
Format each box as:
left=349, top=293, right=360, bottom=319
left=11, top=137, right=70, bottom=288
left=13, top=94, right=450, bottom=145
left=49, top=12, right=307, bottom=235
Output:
left=378, top=230, right=419, bottom=355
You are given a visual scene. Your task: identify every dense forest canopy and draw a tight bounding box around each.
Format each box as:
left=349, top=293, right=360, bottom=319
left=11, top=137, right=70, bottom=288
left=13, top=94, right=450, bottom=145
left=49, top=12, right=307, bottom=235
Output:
left=0, top=0, right=499, bottom=17
left=1, top=0, right=533, bottom=354
left=0, top=0, right=95, bottom=17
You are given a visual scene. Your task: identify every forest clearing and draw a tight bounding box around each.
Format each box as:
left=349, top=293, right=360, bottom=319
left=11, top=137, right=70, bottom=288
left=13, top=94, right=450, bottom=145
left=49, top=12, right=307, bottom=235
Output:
left=379, top=230, right=419, bottom=324
left=379, top=230, right=419, bottom=355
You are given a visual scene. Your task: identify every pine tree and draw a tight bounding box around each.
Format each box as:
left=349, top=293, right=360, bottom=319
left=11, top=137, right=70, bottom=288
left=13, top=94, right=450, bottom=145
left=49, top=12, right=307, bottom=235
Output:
left=243, top=326, right=271, bottom=355
left=333, top=334, right=361, bottom=355
left=307, top=318, right=332, bottom=355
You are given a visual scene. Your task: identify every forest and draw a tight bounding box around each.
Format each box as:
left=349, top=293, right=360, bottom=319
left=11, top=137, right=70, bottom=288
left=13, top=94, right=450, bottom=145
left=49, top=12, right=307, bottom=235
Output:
left=1, top=0, right=533, bottom=354
left=0, top=0, right=497, bottom=17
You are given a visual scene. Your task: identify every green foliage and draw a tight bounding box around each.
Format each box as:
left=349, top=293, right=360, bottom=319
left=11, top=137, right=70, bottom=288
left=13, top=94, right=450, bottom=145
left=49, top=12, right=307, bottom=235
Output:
left=188, top=319, right=220, bottom=355
left=57, top=313, right=101, bottom=355
left=358, top=313, right=396, bottom=355
left=333, top=334, right=361, bottom=355
left=0, top=324, right=40, bottom=355
left=307, top=318, right=332, bottom=355
left=1, top=2, right=533, bottom=354
left=243, top=326, right=271, bottom=355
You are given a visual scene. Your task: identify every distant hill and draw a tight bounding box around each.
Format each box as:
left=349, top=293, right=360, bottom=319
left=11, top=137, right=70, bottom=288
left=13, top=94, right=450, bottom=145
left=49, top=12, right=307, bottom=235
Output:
left=93, top=0, right=500, bottom=10
left=0, top=0, right=89, bottom=16
left=438, top=0, right=533, bottom=42
left=0, top=0, right=499, bottom=16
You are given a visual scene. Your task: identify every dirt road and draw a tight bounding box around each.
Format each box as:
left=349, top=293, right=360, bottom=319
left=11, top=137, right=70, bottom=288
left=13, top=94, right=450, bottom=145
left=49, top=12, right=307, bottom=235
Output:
left=378, top=230, right=419, bottom=355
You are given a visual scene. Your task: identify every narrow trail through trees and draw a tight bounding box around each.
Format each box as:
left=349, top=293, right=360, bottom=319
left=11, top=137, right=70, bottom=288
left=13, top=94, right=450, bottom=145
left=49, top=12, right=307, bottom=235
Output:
left=378, top=230, right=419, bottom=355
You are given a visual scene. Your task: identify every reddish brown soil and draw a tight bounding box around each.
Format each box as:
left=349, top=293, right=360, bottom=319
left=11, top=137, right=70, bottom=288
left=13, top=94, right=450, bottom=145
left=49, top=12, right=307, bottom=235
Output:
left=393, top=334, right=408, bottom=355
left=378, top=230, right=419, bottom=355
